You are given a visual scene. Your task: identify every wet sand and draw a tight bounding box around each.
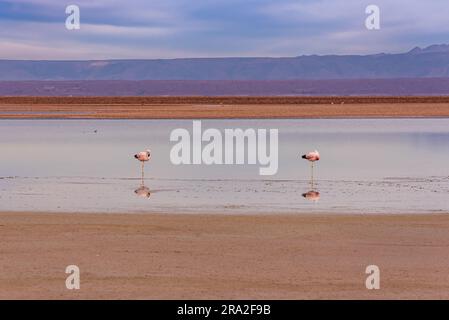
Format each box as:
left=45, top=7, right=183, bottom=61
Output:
left=1, top=212, right=449, bottom=299
left=1, top=96, right=449, bottom=118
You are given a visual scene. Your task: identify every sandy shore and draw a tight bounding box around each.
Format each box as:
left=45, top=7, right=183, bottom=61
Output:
left=1, top=96, right=449, bottom=119
left=1, top=212, right=449, bottom=299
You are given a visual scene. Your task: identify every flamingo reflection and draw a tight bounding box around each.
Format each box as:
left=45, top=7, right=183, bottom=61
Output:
left=302, top=190, right=320, bottom=202
left=134, top=184, right=151, bottom=198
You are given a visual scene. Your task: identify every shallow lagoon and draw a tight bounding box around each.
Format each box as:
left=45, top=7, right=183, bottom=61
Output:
left=0, top=119, right=448, bottom=214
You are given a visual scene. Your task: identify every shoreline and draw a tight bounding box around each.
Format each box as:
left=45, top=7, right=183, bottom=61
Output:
left=1, top=105, right=448, bottom=119
left=2, top=211, right=449, bottom=299
left=2, top=116, right=449, bottom=120
left=1, top=210, right=448, bottom=216
left=1, top=96, right=449, bottom=119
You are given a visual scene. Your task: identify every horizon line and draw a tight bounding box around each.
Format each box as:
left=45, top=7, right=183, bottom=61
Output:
left=1, top=44, right=447, bottom=62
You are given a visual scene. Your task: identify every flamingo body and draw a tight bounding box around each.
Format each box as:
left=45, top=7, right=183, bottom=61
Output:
left=301, top=150, right=320, bottom=190
left=134, top=150, right=151, bottom=162
left=301, top=150, right=320, bottom=162
left=134, top=149, right=151, bottom=182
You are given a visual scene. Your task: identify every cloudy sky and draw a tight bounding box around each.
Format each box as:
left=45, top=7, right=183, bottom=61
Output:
left=0, top=0, right=448, bottom=59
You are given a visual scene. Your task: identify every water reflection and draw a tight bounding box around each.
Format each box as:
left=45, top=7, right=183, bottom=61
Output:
left=134, top=181, right=151, bottom=199
left=302, top=190, right=320, bottom=202
left=134, top=184, right=151, bottom=198
left=134, top=170, right=151, bottom=199
left=1, top=119, right=449, bottom=213
left=302, top=170, right=320, bottom=202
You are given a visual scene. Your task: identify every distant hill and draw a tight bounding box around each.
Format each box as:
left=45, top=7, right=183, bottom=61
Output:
left=1, top=44, right=449, bottom=81
left=2, top=78, right=449, bottom=96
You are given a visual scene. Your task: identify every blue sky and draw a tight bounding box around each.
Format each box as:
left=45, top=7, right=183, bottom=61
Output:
left=0, top=0, right=448, bottom=59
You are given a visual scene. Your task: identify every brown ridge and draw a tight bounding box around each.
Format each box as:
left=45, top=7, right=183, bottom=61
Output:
left=1, top=96, right=449, bottom=119
left=3, top=95, right=449, bottom=105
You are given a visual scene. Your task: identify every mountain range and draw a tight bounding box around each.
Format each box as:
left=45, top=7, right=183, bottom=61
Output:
left=2, top=78, right=449, bottom=96
left=1, top=44, right=449, bottom=81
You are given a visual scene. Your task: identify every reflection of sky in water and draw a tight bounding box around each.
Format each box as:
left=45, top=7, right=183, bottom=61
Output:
left=0, top=119, right=448, bottom=214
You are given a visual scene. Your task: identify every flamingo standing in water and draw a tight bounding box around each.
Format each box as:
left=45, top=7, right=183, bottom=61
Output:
left=134, top=149, right=151, bottom=183
left=301, top=150, right=320, bottom=188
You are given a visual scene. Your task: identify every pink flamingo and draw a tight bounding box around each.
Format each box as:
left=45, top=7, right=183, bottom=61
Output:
left=134, top=149, right=151, bottom=182
left=301, top=150, right=320, bottom=187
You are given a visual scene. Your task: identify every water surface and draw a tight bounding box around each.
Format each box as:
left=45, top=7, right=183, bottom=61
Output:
left=0, top=119, right=448, bottom=214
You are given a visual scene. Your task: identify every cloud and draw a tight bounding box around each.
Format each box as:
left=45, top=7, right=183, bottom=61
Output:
left=0, top=0, right=448, bottom=59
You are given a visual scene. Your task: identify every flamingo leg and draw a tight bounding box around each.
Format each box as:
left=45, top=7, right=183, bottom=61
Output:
left=311, top=162, right=314, bottom=190
left=141, top=161, right=144, bottom=185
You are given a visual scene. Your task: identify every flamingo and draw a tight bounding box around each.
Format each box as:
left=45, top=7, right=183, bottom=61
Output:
left=134, top=149, right=151, bottom=183
left=301, top=150, right=320, bottom=188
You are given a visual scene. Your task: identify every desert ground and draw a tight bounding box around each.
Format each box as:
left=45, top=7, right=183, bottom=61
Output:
left=1, top=96, right=449, bottom=118
left=1, top=212, right=449, bottom=299
left=1, top=96, right=448, bottom=299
